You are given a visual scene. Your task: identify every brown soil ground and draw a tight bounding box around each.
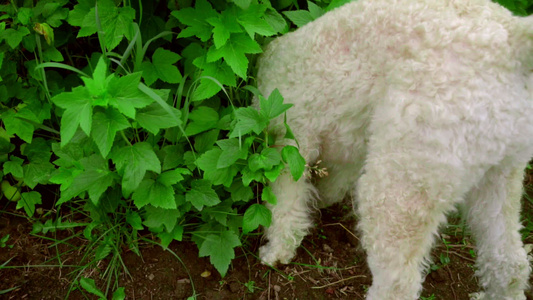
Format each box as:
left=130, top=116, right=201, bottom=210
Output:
left=1, top=198, right=532, bottom=300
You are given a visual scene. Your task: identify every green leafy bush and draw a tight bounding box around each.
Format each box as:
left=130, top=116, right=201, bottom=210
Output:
left=1, top=0, right=530, bottom=296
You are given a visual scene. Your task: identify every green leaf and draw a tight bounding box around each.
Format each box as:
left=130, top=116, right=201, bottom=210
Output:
left=79, top=277, right=105, bottom=298
left=248, top=148, right=281, bottom=172
left=206, top=10, right=241, bottom=49
left=158, top=168, right=191, bottom=186
left=259, top=88, right=293, bottom=120
left=216, top=138, right=249, bottom=168
left=111, top=142, right=161, bottom=197
left=206, top=33, right=262, bottom=79
left=143, top=205, right=180, bottom=232
left=242, top=204, right=272, bottom=234
left=192, top=59, right=236, bottom=101
left=52, top=87, right=93, bottom=146
left=112, top=287, right=126, bottom=300
left=91, top=108, right=130, bottom=158
left=283, top=10, right=314, bottom=27
left=228, top=181, right=253, bottom=202
left=171, top=0, right=217, bottom=42
left=17, top=8, right=33, bottom=25
left=0, top=27, right=30, bottom=48
left=158, top=225, right=184, bottom=248
left=229, top=107, right=268, bottom=138
left=136, top=102, right=182, bottom=135
left=241, top=166, right=263, bottom=186
left=78, top=0, right=135, bottom=50
left=231, top=0, right=252, bottom=9
left=185, top=179, right=220, bottom=211
left=326, top=0, right=352, bottom=11
left=261, top=186, right=277, bottom=205
left=107, top=72, right=155, bottom=119
left=1, top=109, right=36, bottom=143
left=22, top=161, right=55, bottom=189
left=307, top=1, right=325, bottom=19
left=132, top=177, right=176, bottom=209
left=184, top=106, right=219, bottom=136
left=3, top=157, right=24, bottom=178
left=196, top=148, right=239, bottom=187
left=16, top=191, right=42, bottom=217
left=264, top=9, right=288, bottom=34
left=68, top=0, right=95, bottom=27
left=198, top=230, right=241, bottom=277
left=236, top=3, right=276, bottom=38
left=139, top=48, right=182, bottom=86
left=126, top=210, right=143, bottom=230
left=281, top=146, right=306, bottom=181
left=57, top=155, right=115, bottom=206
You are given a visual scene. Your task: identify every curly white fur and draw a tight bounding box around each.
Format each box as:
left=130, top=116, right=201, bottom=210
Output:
left=255, top=0, right=533, bottom=299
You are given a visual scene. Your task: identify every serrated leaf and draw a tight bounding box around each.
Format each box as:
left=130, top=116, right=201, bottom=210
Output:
left=112, top=287, right=126, bottom=300
left=143, top=205, right=180, bottom=232
left=158, top=225, right=184, bottom=248
left=126, top=210, right=143, bottom=230
left=171, top=0, right=217, bottom=42
left=3, top=157, right=24, bottom=178
left=185, top=179, right=220, bottom=210
left=136, top=102, right=182, bottom=135
left=185, top=106, right=219, bottom=136
left=259, top=88, right=293, bottom=120
left=281, top=146, right=306, bottom=181
left=242, top=204, right=272, bottom=233
left=57, top=155, right=115, bottom=206
left=107, top=72, right=155, bottom=119
left=111, top=142, right=161, bottom=197
left=261, top=185, right=277, bottom=205
left=326, top=0, right=352, bottom=11
left=241, top=166, right=263, bottom=186
left=229, top=107, right=268, bottom=138
left=248, top=148, right=281, bottom=172
left=78, top=0, right=135, bottom=50
left=22, top=161, right=55, bottom=189
left=196, top=148, right=239, bottom=186
left=198, top=230, right=241, bottom=277
left=206, top=33, right=262, bottom=79
left=228, top=181, right=253, bottom=202
left=0, top=27, right=31, bottom=48
left=91, top=108, right=130, bottom=158
left=2, top=109, right=36, bottom=143
left=307, top=1, right=325, bottom=19
left=206, top=10, right=241, bottom=48
left=79, top=277, right=105, bottom=298
left=52, top=87, right=93, bottom=145
left=216, top=138, right=248, bottom=168
left=283, top=10, right=314, bottom=27
left=237, top=3, right=276, bottom=38
left=192, top=59, right=236, bottom=101
left=132, top=177, right=176, bottom=209
left=139, top=48, right=182, bottom=85
left=16, top=191, right=42, bottom=217
left=232, top=0, right=252, bottom=9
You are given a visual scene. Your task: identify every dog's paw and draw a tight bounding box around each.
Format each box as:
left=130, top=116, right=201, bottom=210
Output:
left=469, top=292, right=484, bottom=300
left=259, top=243, right=295, bottom=266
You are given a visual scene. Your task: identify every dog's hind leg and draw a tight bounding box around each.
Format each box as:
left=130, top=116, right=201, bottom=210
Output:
left=465, top=165, right=531, bottom=300
left=356, top=152, right=457, bottom=300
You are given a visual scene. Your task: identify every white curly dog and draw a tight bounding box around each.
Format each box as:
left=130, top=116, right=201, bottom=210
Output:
left=255, top=0, right=533, bottom=299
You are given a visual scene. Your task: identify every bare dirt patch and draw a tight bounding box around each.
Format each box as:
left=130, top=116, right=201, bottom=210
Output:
left=1, top=201, right=532, bottom=300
